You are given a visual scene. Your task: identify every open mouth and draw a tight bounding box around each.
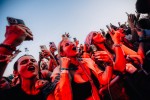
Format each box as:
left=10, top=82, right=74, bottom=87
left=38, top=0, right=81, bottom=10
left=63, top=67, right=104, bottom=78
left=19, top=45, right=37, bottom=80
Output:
left=27, top=66, right=35, bottom=71
left=72, top=46, right=76, bottom=51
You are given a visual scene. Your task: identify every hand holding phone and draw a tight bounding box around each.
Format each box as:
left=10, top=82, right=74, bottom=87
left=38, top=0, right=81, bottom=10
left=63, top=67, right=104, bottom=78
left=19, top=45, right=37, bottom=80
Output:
left=49, top=42, right=57, bottom=51
left=7, top=17, right=33, bottom=41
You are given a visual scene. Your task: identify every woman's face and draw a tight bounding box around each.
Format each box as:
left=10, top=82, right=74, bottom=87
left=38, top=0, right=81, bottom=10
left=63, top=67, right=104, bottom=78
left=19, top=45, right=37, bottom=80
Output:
left=61, top=40, right=78, bottom=57
left=92, top=32, right=105, bottom=44
left=17, top=55, right=39, bottom=79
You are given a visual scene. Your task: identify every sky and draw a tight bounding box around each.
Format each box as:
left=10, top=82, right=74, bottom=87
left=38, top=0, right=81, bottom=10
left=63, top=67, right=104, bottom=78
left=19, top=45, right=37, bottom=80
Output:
left=0, top=0, right=137, bottom=76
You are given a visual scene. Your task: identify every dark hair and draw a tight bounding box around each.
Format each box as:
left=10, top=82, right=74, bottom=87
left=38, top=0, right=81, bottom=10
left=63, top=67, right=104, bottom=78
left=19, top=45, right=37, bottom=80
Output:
left=137, top=18, right=150, bottom=29
left=136, top=0, right=150, bottom=14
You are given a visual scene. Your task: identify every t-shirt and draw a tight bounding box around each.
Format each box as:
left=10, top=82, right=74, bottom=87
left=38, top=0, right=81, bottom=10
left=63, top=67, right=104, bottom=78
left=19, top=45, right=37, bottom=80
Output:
left=0, top=84, right=45, bottom=100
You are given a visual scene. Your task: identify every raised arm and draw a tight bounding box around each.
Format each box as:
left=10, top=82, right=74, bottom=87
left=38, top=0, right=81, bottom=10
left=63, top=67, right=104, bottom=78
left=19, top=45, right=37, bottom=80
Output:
left=0, top=24, right=33, bottom=78
left=109, top=29, right=126, bottom=73
left=58, top=57, right=72, bottom=100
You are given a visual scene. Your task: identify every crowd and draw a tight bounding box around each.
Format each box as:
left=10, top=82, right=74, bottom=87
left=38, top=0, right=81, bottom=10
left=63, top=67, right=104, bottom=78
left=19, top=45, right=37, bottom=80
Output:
left=0, top=0, right=150, bottom=100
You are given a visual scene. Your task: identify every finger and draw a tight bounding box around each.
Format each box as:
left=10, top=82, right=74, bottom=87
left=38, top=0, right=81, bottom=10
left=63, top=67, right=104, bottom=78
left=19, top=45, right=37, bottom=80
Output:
left=95, top=55, right=107, bottom=59
left=108, top=29, right=115, bottom=37
left=98, top=59, right=107, bottom=62
left=97, top=59, right=103, bottom=61
left=94, top=54, right=107, bottom=58
left=96, top=51, right=107, bottom=53
left=94, top=52, right=108, bottom=56
left=131, top=14, right=134, bottom=20
left=125, top=12, right=129, bottom=16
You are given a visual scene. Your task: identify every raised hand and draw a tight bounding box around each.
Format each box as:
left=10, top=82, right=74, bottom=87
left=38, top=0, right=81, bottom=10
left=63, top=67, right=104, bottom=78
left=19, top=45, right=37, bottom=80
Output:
left=108, top=28, right=124, bottom=44
left=60, top=57, right=70, bottom=68
left=4, top=24, right=33, bottom=47
left=94, top=51, right=112, bottom=64
left=126, top=12, right=137, bottom=29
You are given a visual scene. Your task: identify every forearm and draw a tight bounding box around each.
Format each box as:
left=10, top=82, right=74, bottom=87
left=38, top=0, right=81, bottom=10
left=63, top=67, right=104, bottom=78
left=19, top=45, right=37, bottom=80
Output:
left=121, top=44, right=137, bottom=55
left=0, top=46, right=14, bottom=78
left=59, top=72, right=72, bottom=100
left=0, top=61, right=8, bottom=79
left=137, top=42, right=145, bottom=59
left=114, top=45, right=126, bottom=72
left=100, top=66, right=113, bottom=85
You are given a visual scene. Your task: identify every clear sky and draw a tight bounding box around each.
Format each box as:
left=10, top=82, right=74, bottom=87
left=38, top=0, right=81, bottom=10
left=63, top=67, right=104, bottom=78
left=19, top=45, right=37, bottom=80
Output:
left=0, top=0, right=137, bottom=76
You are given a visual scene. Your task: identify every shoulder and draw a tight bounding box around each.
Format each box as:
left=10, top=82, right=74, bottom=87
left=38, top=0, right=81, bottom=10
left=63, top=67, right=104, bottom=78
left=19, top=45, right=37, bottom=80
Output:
left=0, top=85, right=21, bottom=100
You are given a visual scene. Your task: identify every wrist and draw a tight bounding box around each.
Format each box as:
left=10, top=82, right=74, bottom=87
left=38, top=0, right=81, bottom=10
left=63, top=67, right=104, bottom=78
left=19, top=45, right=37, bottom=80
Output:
left=3, top=38, right=18, bottom=48
left=113, top=41, right=121, bottom=44
left=113, top=44, right=122, bottom=48
left=0, top=54, right=12, bottom=62
left=61, top=67, right=70, bottom=70
left=0, top=48, right=13, bottom=55
left=138, top=35, right=147, bottom=42
left=0, top=43, right=16, bottom=51
left=61, top=68, right=69, bottom=74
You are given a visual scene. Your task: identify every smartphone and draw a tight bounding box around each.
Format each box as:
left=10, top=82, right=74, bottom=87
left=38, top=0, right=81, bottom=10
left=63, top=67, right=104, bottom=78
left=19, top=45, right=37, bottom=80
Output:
left=73, top=38, right=77, bottom=42
left=7, top=17, right=25, bottom=25
left=40, top=45, right=48, bottom=51
left=49, top=42, right=57, bottom=50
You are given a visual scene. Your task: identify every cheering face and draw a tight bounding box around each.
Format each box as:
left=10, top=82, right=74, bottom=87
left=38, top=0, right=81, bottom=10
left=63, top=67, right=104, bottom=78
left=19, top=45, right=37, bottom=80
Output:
left=61, top=40, right=78, bottom=57
left=17, top=55, right=39, bottom=79
left=92, top=32, right=105, bottom=44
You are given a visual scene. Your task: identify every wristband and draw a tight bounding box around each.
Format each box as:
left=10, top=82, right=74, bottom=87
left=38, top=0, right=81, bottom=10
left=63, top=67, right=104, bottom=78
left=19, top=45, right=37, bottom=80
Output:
left=61, top=67, right=70, bottom=70
left=113, top=44, right=122, bottom=47
left=0, top=43, right=16, bottom=51
left=139, top=37, right=146, bottom=42
left=61, top=70, right=69, bottom=74
left=61, top=66, right=78, bottom=71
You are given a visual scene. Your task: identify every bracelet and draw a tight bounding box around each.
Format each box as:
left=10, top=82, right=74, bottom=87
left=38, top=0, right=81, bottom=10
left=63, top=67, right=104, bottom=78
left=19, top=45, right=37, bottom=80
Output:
left=139, top=37, right=146, bottom=42
left=113, top=44, right=122, bottom=47
left=0, top=44, right=16, bottom=51
left=61, top=67, right=70, bottom=70
left=61, top=70, right=69, bottom=74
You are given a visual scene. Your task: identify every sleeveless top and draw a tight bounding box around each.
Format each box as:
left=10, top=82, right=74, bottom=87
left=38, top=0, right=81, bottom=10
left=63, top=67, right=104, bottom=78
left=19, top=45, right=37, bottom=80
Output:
left=69, top=63, right=100, bottom=100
